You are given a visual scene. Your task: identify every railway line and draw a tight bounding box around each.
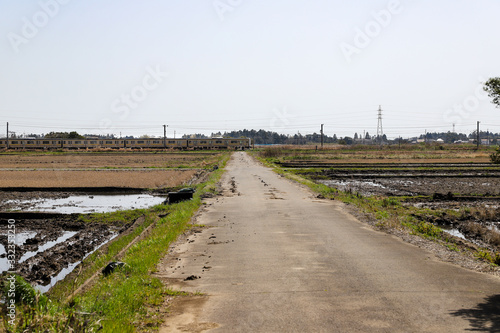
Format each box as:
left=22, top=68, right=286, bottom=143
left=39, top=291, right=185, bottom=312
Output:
left=0, top=137, right=252, bottom=150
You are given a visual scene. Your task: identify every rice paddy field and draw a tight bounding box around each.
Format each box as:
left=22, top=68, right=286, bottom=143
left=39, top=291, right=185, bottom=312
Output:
left=0, top=150, right=226, bottom=294
left=259, top=144, right=500, bottom=264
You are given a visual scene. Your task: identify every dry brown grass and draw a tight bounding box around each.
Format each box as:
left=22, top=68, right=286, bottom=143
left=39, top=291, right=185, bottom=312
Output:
left=0, top=170, right=197, bottom=188
left=460, top=221, right=500, bottom=248
left=0, top=152, right=221, bottom=169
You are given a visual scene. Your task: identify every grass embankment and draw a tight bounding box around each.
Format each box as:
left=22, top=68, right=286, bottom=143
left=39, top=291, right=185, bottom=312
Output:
left=253, top=146, right=500, bottom=266
left=1, top=152, right=230, bottom=332
left=261, top=143, right=495, bottom=162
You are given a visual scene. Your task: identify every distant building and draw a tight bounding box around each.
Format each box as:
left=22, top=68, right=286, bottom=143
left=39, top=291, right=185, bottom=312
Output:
left=481, top=139, right=491, bottom=145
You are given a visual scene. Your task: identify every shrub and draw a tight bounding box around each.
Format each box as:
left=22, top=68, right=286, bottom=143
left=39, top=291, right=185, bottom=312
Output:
left=490, top=147, right=500, bottom=164
left=381, top=197, right=400, bottom=207
left=260, top=147, right=284, bottom=158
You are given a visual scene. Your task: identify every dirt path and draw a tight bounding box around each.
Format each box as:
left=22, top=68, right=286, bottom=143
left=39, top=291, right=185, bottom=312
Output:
left=157, top=152, right=500, bottom=332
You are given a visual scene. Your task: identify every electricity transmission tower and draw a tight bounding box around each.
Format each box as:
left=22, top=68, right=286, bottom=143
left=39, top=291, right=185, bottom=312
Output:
left=376, top=105, right=383, bottom=144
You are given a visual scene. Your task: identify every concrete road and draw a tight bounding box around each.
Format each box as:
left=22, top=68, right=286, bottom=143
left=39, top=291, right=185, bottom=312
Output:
left=159, top=152, right=500, bottom=332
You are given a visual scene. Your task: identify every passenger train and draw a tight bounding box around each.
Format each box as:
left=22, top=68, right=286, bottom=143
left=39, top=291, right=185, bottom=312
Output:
left=0, top=137, right=252, bottom=150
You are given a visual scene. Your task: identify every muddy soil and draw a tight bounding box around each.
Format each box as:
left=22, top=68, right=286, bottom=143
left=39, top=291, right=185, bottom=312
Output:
left=0, top=191, right=73, bottom=211
left=0, top=214, right=127, bottom=288
left=318, top=177, right=500, bottom=197
left=307, top=167, right=500, bottom=255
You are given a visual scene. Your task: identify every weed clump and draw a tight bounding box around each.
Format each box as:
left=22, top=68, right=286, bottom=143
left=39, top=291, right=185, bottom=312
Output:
left=260, top=146, right=285, bottom=158
left=490, top=147, right=500, bottom=164
left=1, top=274, right=101, bottom=332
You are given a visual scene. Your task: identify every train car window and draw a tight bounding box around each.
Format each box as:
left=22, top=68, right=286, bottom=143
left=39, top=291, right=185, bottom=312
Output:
left=216, top=140, right=222, bottom=144
left=74, top=141, right=81, bottom=144
left=153, top=140, right=160, bottom=144
left=90, top=141, right=97, bottom=144
left=231, top=141, right=237, bottom=143
left=106, top=141, right=113, bottom=144
left=11, top=141, right=18, bottom=144
left=43, top=141, right=50, bottom=144
left=168, top=141, right=175, bottom=144
left=137, top=140, right=144, bottom=144
left=27, top=141, right=34, bottom=144
left=200, top=141, right=207, bottom=144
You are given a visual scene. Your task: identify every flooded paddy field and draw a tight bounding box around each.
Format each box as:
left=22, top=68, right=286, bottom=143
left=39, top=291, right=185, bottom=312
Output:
left=288, top=161, right=500, bottom=253
left=0, top=213, right=122, bottom=291
left=0, top=189, right=167, bottom=291
left=291, top=162, right=500, bottom=197
left=0, top=151, right=223, bottom=291
left=0, top=190, right=166, bottom=214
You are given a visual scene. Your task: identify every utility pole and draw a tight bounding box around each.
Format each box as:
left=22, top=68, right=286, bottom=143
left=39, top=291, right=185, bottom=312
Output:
left=452, top=123, right=455, bottom=133
left=477, top=121, right=480, bottom=150
left=6, top=122, right=9, bottom=149
left=163, top=125, right=167, bottom=149
left=320, top=124, right=324, bottom=149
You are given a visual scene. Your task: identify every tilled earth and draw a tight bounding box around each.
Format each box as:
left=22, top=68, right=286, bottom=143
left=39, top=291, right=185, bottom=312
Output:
left=318, top=177, right=500, bottom=197
left=0, top=213, right=128, bottom=288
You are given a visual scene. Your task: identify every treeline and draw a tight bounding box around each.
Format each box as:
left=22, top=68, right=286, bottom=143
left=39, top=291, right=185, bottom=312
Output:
left=11, top=130, right=500, bottom=145
left=220, top=129, right=337, bottom=145
left=221, top=130, right=499, bottom=145
left=43, top=131, right=85, bottom=139
left=420, top=131, right=499, bottom=144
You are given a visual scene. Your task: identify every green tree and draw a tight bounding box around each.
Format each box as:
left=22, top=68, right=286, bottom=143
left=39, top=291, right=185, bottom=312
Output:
left=45, top=131, right=84, bottom=139
left=484, top=77, right=500, bottom=108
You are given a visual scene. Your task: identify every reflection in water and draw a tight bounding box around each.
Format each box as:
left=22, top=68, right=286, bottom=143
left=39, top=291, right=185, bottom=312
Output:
left=7, top=194, right=165, bottom=214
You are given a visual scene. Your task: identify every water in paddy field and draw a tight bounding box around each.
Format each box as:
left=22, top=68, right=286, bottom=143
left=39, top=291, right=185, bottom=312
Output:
left=19, top=231, right=77, bottom=263
left=0, top=232, right=38, bottom=272
left=0, top=244, right=8, bottom=272
left=441, top=227, right=467, bottom=240
left=34, top=232, right=119, bottom=293
left=6, top=194, right=166, bottom=214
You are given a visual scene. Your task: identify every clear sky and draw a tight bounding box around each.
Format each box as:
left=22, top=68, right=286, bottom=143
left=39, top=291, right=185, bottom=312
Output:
left=1, top=0, right=500, bottom=139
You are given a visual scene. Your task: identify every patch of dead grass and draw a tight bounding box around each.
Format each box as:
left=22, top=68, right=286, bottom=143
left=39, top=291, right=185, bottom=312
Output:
left=0, top=170, right=197, bottom=188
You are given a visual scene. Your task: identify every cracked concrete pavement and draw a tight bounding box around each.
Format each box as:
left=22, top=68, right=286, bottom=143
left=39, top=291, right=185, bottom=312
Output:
left=158, top=152, right=500, bottom=332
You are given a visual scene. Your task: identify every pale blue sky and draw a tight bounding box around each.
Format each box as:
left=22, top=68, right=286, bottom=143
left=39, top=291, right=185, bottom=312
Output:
left=1, top=0, right=499, bottom=139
